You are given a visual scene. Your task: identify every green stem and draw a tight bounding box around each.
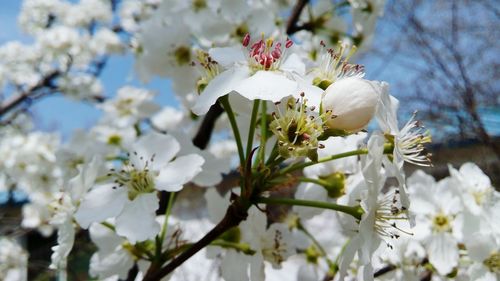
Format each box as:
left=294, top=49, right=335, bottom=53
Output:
left=255, top=197, right=363, bottom=220
left=157, top=192, right=175, bottom=259
left=299, top=177, right=328, bottom=186
left=220, top=96, right=245, bottom=168
left=100, top=221, right=115, bottom=231
left=258, top=101, right=267, bottom=165
left=297, top=220, right=336, bottom=268
left=279, top=148, right=369, bottom=176
left=246, top=99, right=260, bottom=161
left=210, top=240, right=256, bottom=255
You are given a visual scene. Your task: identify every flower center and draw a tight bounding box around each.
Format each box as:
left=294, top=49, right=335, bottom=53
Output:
left=472, top=189, right=491, bottom=206
left=242, top=33, right=293, bottom=71
left=174, top=45, right=191, bottom=66
left=373, top=190, right=412, bottom=248
left=270, top=94, right=326, bottom=160
left=193, top=50, right=220, bottom=94
left=484, top=251, right=500, bottom=273
left=312, top=41, right=364, bottom=90
left=108, top=152, right=157, bottom=200
left=395, top=112, right=432, bottom=166
left=262, top=229, right=289, bottom=266
left=432, top=213, right=452, bottom=233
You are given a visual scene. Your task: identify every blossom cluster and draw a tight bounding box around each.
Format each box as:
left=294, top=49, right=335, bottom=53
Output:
left=0, top=1, right=496, bottom=281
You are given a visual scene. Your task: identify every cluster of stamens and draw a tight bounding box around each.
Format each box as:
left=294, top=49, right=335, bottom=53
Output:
left=262, top=229, right=288, bottom=266
left=270, top=93, right=327, bottom=160
left=107, top=151, right=157, bottom=200
left=373, top=190, right=412, bottom=249
left=192, top=50, right=220, bottom=94
left=242, top=33, right=293, bottom=71
left=431, top=212, right=452, bottom=233
left=484, top=251, right=500, bottom=273
left=395, top=112, right=432, bottom=167
left=313, top=41, right=364, bottom=89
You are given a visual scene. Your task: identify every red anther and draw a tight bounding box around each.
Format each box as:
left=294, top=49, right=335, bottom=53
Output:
left=320, top=40, right=326, bottom=47
left=285, top=38, right=293, bottom=48
left=271, top=49, right=281, bottom=59
left=242, top=33, right=250, bottom=47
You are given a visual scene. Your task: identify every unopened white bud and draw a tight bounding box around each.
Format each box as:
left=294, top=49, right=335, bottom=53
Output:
left=322, top=77, right=381, bottom=132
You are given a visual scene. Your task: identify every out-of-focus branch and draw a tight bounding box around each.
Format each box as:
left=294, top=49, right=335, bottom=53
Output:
left=191, top=102, right=224, bottom=149
left=286, top=0, right=310, bottom=35
left=0, top=70, right=59, bottom=118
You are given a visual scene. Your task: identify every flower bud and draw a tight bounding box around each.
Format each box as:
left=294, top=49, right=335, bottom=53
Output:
left=322, top=77, right=381, bottom=132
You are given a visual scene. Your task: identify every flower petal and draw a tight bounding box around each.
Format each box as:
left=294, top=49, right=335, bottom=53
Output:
left=192, top=67, right=250, bottom=115
left=156, top=154, right=205, bottom=192
left=209, top=46, right=246, bottom=67
left=115, top=193, right=160, bottom=243
left=130, top=133, right=180, bottom=171
left=74, top=184, right=127, bottom=228
left=234, top=71, right=298, bottom=102
left=427, top=232, right=459, bottom=275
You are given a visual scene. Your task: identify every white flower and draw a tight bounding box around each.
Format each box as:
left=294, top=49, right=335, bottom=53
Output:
left=448, top=162, right=497, bottom=215
left=322, top=77, right=382, bottom=132
left=0, top=237, right=28, bottom=281
left=88, top=223, right=135, bottom=280
left=75, top=133, right=204, bottom=243
left=311, top=42, right=365, bottom=89
left=339, top=134, right=410, bottom=281
left=150, top=107, right=185, bottom=132
left=192, top=34, right=322, bottom=115
left=50, top=156, right=102, bottom=270
left=294, top=133, right=366, bottom=219
left=408, top=170, right=463, bottom=275
left=375, top=87, right=431, bottom=214
left=465, top=233, right=500, bottom=281
left=99, top=86, right=161, bottom=127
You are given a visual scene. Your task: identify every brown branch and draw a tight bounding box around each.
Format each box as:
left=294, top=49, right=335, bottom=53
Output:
left=192, top=102, right=224, bottom=149
left=286, top=0, right=310, bottom=35
left=0, top=70, right=60, bottom=117
left=142, top=198, right=249, bottom=281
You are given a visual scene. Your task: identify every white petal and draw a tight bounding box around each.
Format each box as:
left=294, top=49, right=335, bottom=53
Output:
left=281, top=53, right=306, bottom=76
left=192, top=67, right=250, bottom=115
left=427, top=232, right=459, bottom=275
left=338, top=235, right=361, bottom=281
left=50, top=219, right=75, bottom=269
left=459, top=162, right=491, bottom=190
left=74, top=184, right=127, bottom=228
left=234, top=71, right=297, bottom=102
left=68, top=156, right=102, bottom=202
left=115, top=193, right=160, bottom=243
left=89, top=223, right=124, bottom=254
left=205, top=188, right=230, bottom=223
left=293, top=183, right=327, bottom=219
left=221, top=250, right=250, bottom=281
left=89, top=250, right=134, bottom=280
left=156, top=154, right=205, bottom=192
left=209, top=46, right=246, bottom=67
left=131, top=133, right=180, bottom=171
left=465, top=233, right=496, bottom=262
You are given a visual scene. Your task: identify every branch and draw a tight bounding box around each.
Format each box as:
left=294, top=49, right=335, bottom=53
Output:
left=286, top=0, right=310, bottom=35
left=192, top=102, right=224, bottom=149
left=0, top=70, right=60, bottom=117
left=142, top=198, right=249, bottom=281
